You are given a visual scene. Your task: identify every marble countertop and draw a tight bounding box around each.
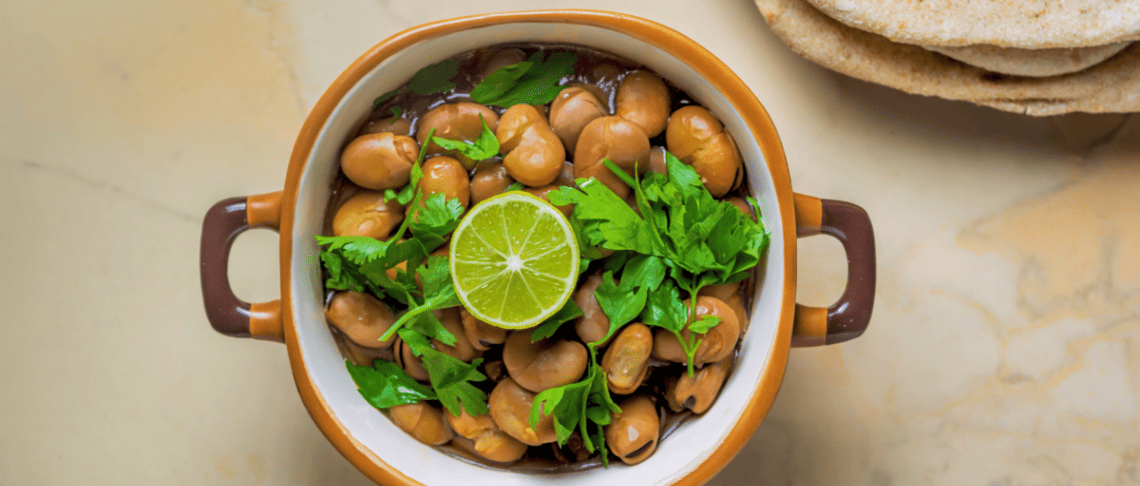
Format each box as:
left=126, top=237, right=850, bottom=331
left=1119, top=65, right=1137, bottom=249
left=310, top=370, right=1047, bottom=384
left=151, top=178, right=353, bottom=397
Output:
left=1, top=0, right=1136, bottom=484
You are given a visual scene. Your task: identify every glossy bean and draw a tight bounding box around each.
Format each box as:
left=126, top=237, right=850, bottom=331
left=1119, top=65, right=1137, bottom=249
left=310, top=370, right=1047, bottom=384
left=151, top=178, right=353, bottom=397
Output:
left=446, top=408, right=528, bottom=464
left=496, top=104, right=565, bottom=187
left=359, top=117, right=412, bottom=137
left=469, top=161, right=514, bottom=205
left=502, top=329, right=588, bottom=393
left=604, top=396, right=659, bottom=465
left=478, top=47, right=527, bottom=80
left=647, top=145, right=668, bottom=175
left=417, top=102, right=500, bottom=170
left=573, top=272, right=614, bottom=346
left=489, top=377, right=557, bottom=446
left=699, top=282, right=748, bottom=330
left=574, top=116, right=650, bottom=200
left=341, top=132, right=418, bottom=190
left=651, top=296, right=741, bottom=365
left=416, top=156, right=470, bottom=210
left=725, top=196, right=755, bottom=221
left=389, top=401, right=454, bottom=446
left=549, top=86, right=607, bottom=150
left=665, top=357, right=731, bottom=414
left=601, top=323, right=653, bottom=395
left=665, top=106, right=743, bottom=198
left=325, top=291, right=396, bottom=349
left=615, top=71, right=670, bottom=138
left=460, top=307, right=508, bottom=351
left=332, top=191, right=405, bottom=240
left=524, top=185, right=573, bottom=218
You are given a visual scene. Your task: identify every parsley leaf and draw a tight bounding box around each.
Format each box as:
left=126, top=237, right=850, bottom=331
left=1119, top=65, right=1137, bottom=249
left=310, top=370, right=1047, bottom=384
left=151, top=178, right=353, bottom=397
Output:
left=641, top=279, right=703, bottom=374
left=689, top=314, right=722, bottom=334
left=346, top=359, right=436, bottom=409
left=315, top=235, right=406, bottom=300
left=399, top=327, right=489, bottom=417
left=503, top=181, right=525, bottom=193
left=431, top=116, right=499, bottom=161
left=388, top=106, right=402, bottom=123
left=555, top=152, right=769, bottom=373
left=379, top=256, right=462, bottom=343
left=530, top=299, right=584, bottom=342
left=408, top=192, right=465, bottom=249
left=372, top=90, right=398, bottom=109
left=407, top=59, right=459, bottom=95
left=591, top=254, right=666, bottom=344
left=529, top=352, right=620, bottom=454
left=471, top=51, right=577, bottom=107
left=549, top=177, right=662, bottom=256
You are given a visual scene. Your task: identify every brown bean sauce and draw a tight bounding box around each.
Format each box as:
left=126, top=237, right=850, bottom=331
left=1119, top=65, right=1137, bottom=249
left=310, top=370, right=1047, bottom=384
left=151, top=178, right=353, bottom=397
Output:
left=320, top=42, right=757, bottom=472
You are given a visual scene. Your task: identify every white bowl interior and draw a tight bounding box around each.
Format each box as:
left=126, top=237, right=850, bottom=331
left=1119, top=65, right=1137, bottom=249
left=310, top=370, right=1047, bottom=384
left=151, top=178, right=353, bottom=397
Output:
left=290, top=21, right=785, bottom=485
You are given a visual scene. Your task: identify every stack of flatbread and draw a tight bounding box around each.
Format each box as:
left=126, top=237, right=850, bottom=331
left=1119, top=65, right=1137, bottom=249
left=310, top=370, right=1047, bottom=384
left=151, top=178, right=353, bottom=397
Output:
left=755, top=0, right=1140, bottom=115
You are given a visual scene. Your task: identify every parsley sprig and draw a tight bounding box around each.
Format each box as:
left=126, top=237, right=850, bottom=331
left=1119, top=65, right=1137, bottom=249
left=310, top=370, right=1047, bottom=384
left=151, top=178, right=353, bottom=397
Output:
left=346, top=359, right=437, bottom=409
left=529, top=346, right=622, bottom=466
left=549, top=153, right=768, bottom=374
left=318, top=122, right=491, bottom=416
left=430, top=115, right=499, bottom=161
left=471, top=51, right=577, bottom=107
left=399, top=327, right=489, bottom=417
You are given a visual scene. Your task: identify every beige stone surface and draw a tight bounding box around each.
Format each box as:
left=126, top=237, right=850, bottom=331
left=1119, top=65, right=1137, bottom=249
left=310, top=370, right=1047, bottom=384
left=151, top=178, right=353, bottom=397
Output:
left=1, top=1, right=1137, bottom=485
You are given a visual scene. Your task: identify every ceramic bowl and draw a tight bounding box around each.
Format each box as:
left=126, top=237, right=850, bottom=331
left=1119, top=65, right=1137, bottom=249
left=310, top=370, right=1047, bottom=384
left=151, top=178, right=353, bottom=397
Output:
left=199, top=10, right=876, bottom=485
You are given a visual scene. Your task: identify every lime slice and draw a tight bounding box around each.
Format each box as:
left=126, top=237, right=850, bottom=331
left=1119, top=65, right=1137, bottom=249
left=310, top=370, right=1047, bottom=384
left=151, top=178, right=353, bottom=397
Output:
left=449, top=191, right=580, bottom=329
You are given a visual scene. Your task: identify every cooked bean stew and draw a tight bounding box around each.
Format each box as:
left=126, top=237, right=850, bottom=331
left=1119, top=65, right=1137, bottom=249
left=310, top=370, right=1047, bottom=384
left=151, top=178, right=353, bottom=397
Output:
left=319, top=43, right=766, bottom=471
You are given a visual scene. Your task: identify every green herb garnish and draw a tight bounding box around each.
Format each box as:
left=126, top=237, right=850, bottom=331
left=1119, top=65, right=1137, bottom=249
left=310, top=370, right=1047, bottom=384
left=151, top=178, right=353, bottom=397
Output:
left=399, top=327, right=489, bottom=417
left=407, top=59, right=460, bottom=95
left=529, top=348, right=621, bottom=465
left=378, top=255, right=462, bottom=344
left=372, top=89, right=398, bottom=109
left=549, top=153, right=768, bottom=373
left=530, top=300, right=584, bottom=342
left=471, top=51, right=577, bottom=107
left=346, top=359, right=437, bottom=409
left=430, top=115, right=499, bottom=161
left=591, top=254, right=666, bottom=344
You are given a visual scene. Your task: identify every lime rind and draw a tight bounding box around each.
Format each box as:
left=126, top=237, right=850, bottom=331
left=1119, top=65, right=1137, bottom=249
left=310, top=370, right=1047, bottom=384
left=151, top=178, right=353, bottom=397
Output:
left=450, top=191, right=580, bottom=329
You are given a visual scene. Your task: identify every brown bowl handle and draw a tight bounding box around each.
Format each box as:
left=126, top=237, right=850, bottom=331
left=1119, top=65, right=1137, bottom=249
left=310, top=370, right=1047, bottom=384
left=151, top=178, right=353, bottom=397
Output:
left=791, top=193, right=876, bottom=347
left=200, top=191, right=285, bottom=342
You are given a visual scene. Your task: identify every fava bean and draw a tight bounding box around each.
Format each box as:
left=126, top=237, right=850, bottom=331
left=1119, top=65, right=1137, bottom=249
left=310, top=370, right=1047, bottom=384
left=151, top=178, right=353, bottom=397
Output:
left=601, top=323, right=653, bottom=395
left=325, top=291, right=397, bottom=349
left=615, top=71, right=670, bottom=138
left=332, top=191, right=405, bottom=240
left=665, top=357, right=731, bottom=414
left=665, top=106, right=743, bottom=198
left=469, top=161, right=514, bottom=205
left=549, top=86, right=607, bottom=150
left=652, top=296, right=740, bottom=365
left=389, top=401, right=454, bottom=446
left=446, top=408, right=528, bottom=464
left=489, top=378, right=557, bottom=446
left=574, top=116, right=650, bottom=200
left=417, top=102, right=500, bottom=169
left=604, top=396, right=659, bottom=465
left=502, top=329, right=588, bottom=393
left=341, top=132, right=418, bottom=190
left=573, top=272, right=615, bottom=346
left=496, top=104, right=565, bottom=187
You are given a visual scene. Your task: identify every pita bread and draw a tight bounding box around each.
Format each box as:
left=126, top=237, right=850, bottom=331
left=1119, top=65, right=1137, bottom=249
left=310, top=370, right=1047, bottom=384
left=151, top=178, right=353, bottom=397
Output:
left=925, top=42, right=1133, bottom=78
left=802, top=0, right=1140, bottom=48
left=755, top=0, right=1140, bottom=115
